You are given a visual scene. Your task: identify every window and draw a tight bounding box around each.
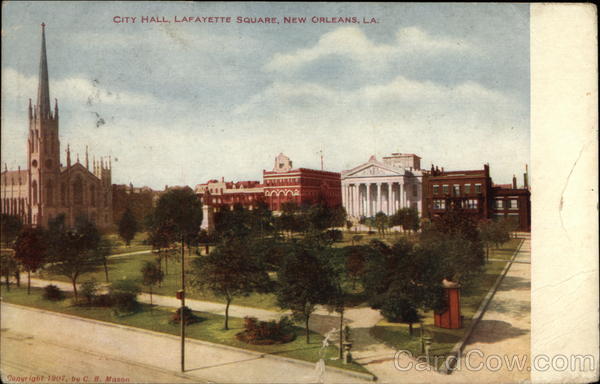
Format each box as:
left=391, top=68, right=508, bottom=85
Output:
left=509, top=200, right=518, bottom=209
left=465, top=199, right=478, bottom=209
left=433, top=199, right=446, bottom=210
left=90, top=185, right=96, bottom=207
left=46, top=180, right=53, bottom=206
left=453, top=185, right=460, bottom=196
left=73, top=177, right=83, bottom=204
left=464, top=184, right=471, bottom=194
left=433, top=185, right=439, bottom=195
left=442, top=185, right=449, bottom=194
left=61, top=183, right=67, bottom=206
left=413, top=184, right=418, bottom=197
left=32, top=181, right=38, bottom=204
left=495, top=199, right=504, bottom=209
left=475, top=184, right=482, bottom=193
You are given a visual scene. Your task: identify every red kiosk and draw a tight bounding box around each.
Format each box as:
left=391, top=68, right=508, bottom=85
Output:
left=434, top=279, right=462, bottom=329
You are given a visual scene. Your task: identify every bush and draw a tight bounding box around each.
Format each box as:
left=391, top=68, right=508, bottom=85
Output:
left=80, top=279, right=99, bottom=306
left=169, top=306, right=202, bottom=325
left=236, top=316, right=296, bottom=345
left=325, top=229, right=343, bottom=242
left=93, top=294, right=113, bottom=307
left=380, top=295, right=421, bottom=325
left=109, top=279, right=140, bottom=315
left=43, top=284, right=64, bottom=301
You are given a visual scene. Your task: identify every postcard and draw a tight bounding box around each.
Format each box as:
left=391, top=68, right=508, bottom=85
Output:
left=1, top=2, right=597, bottom=384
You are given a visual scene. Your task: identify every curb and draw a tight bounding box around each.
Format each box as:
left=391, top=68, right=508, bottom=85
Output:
left=438, top=238, right=526, bottom=375
left=1, top=302, right=376, bottom=382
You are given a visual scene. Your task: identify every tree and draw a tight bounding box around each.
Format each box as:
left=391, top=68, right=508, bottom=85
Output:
left=13, top=227, right=47, bottom=294
left=362, top=237, right=446, bottom=335
left=151, top=187, right=203, bottom=252
left=96, top=237, right=114, bottom=282
left=141, top=261, right=164, bottom=306
left=345, top=246, right=367, bottom=289
left=190, top=238, right=272, bottom=329
left=0, top=251, right=18, bottom=291
left=276, top=243, right=336, bottom=343
left=148, top=222, right=176, bottom=275
left=46, top=216, right=103, bottom=301
left=391, top=208, right=420, bottom=234
left=118, top=207, right=138, bottom=246
left=1, top=214, right=23, bottom=247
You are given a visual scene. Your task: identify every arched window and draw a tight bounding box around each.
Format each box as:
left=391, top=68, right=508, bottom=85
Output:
left=61, top=183, right=67, bottom=206
left=46, top=180, right=54, bottom=206
left=90, top=185, right=96, bottom=207
left=32, top=181, right=38, bottom=204
left=73, top=176, right=83, bottom=204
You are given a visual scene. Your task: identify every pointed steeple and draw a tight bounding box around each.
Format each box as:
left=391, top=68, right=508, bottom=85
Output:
left=85, top=146, right=89, bottom=169
left=37, top=23, right=51, bottom=119
left=66, top=144, right=71, bottom=167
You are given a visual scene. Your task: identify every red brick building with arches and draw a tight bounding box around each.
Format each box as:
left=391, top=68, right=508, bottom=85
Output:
left=263, top=153, right=342, bottom=212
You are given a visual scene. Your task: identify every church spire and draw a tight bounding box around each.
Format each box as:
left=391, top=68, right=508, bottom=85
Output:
left=37, top=22, right=51, bottom=119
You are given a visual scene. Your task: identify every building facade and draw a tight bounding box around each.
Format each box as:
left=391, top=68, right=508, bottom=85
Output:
left=341, top=153, right=423, bottom=220
left=0, top=24, right=113, bottom=228
left=263, top=153, right=342, bottom=212
left=195, top=178, right=265, bottom=210
left=421, top=164, right=531, bottom=231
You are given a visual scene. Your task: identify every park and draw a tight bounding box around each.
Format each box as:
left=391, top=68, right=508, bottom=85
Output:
left=0, top=186, right=523, bottom=380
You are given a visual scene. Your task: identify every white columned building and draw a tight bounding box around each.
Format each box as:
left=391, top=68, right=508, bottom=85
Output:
left=341, top=153, right=423, bottom=220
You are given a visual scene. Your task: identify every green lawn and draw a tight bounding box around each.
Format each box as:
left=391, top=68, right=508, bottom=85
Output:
left=105, top=232, right=152, bottom=254
left=38, top=251, right=280, bottom=310
left=0, top=286, right=368, bottom=374
left=371, top=239, right=523, bottom=368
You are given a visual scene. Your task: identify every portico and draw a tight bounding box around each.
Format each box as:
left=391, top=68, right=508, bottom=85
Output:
left=341, top=154, right=423, bottom=219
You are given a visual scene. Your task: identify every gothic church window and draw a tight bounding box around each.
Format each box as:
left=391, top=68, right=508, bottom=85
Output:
left=46, top=180, right=53, bottom=206
left=32, top=181, right=38, bottom=204
left=73, top=176, right=83, bottom=204
left=90, top=185, right=96, bottom=207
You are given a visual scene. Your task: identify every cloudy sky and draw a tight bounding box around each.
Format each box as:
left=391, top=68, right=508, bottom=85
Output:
left=2, top=2, right=530, bottom=189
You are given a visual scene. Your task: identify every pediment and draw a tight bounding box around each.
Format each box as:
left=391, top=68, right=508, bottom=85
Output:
left=344, top=163, right=402, bottom=178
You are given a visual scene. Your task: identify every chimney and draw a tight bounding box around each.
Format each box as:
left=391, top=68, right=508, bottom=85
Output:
left=512, top=174, right=517, bottom=189
left=523, top=164, right=529, bottom=189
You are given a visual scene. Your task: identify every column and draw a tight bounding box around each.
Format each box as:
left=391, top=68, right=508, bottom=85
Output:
left=400, top=183, right=405, bottom=209
left=366, top=183, right=371, bottom=217
left=355, top=184, right=360, bottom=217
left=386, top=183, right=391, bottom=215
left=341, top=184, right=347, bottom=211
left=374, top=183, right=379, bottom=214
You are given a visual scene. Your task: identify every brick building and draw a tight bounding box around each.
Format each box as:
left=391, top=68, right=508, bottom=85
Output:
left=194, top=178, right=265, bottom=210
left=421, top=164, right=530, bottom=231
left=263, top=153, right=342, bottom=212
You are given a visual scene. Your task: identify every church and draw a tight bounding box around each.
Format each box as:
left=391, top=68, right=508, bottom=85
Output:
left=0, top=24, right=113, bottom=228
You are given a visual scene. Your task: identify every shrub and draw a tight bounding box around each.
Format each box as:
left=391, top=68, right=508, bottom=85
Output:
left=109, top=279, right=140, bottom=315
left=43, top=284, right=64, bottom=301
left=236, top=316, right=296, bottom=345
left=325, top=229, right=343, bottom=242
left=169, top=306, right=202, bottom=325
left=93, top=294, right=113, bottom=307
left=80, top=279, right=99, bottom=306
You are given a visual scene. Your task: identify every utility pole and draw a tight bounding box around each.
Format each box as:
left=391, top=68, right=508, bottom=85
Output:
left=180, top=234, right=185, bottom=372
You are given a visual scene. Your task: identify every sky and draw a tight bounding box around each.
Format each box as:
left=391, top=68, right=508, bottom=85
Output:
left=1, top=2, right=530, bottom=189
